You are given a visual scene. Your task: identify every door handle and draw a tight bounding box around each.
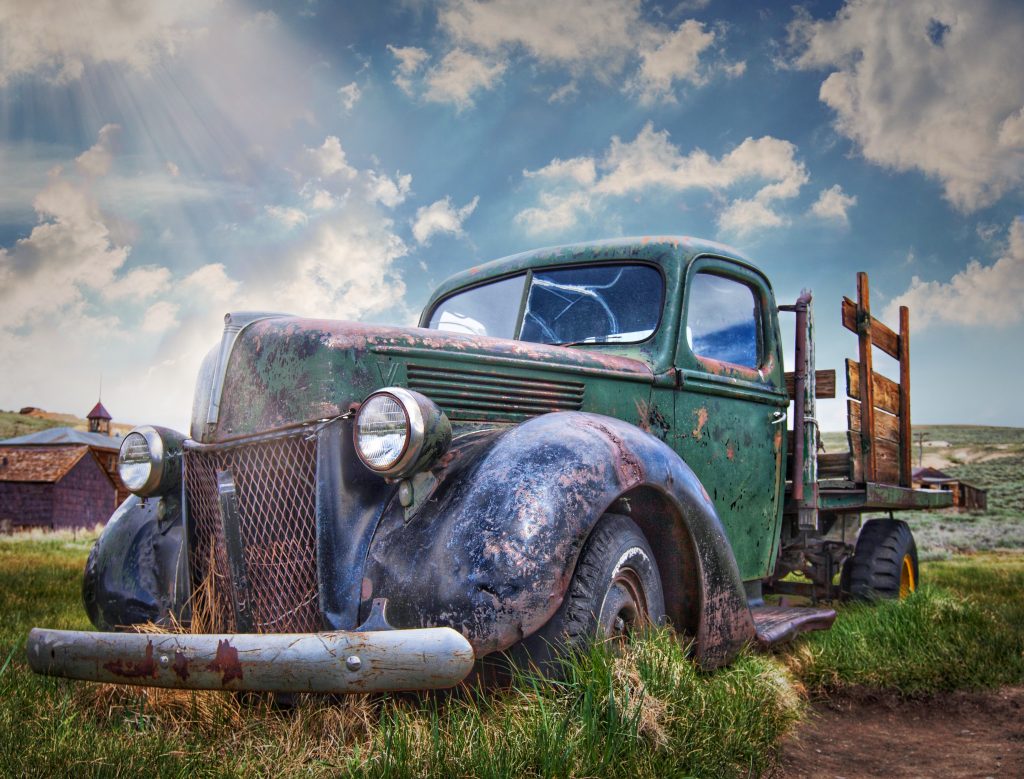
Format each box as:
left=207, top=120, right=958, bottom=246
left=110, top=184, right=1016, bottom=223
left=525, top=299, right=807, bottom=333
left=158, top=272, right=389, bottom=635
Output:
left=771, top=410, right=787, bottom=425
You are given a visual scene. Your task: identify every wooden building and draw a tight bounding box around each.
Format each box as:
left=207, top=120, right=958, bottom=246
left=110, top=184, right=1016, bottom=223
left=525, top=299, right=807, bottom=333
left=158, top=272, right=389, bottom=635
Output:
left=0, top=402, right=130, bottom=529
left=0, top=445, right=116, bottom=530
left=912, top=466, right=987, bottom=512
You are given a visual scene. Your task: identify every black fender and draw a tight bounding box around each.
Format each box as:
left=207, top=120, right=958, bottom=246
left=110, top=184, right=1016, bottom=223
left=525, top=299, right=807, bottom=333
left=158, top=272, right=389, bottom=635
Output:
left=83, top=494, right=188, bottom=630
left=361, top=411, right=755, bottom=667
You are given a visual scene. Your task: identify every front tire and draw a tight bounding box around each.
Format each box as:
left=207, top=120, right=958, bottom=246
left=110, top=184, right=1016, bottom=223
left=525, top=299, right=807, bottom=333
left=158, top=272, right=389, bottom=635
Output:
left=518, top=513, right=666, bottom=667
left=842, top=518, right=919, bottom=601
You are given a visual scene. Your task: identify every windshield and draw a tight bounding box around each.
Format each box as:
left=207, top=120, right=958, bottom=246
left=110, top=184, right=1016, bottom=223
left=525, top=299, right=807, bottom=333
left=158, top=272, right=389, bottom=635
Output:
left=428, top=263, right=663, bottom=346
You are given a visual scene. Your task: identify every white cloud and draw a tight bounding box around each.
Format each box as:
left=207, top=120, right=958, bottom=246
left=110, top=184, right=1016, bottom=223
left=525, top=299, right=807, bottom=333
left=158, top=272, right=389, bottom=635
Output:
left=809, top=184, right=857, bottom=225
left=0, top=174, right=130, bottom=328
left=515, top=191, right=592, bottom=235
left=367, top=170, right=412, bottom=208
left=265, top=204, right=309, bottom=229
left=627, top=20, right=715, bottom=104
left=547, top=81, right=579, bottom=104
left=789, top=0, right=1024, bottom=212
left=103, top=265, right=173, bottom=301
left=165, top=161, right=180, bottom=177
left=718, top=199, right=784, bottom=234
left=412, top=195, right=479, bottom=244
left=885, top=217, right=1024, bottom=328
left=423, top=49, right=506, bottom=109
left=388, top=44, right=430, bottom=74
left=304, top=187, right=339, bottom=211
left=75, top=124, right=120, bottom=177
left=269, top=205, right=409, bottom=320
left=0, top=0, right=213, bottom=86
left=517, top=123, right=808, bottom=236
left=338, top=81, right=362, bottom=110
left=523, top=156, right=597, bottom=186
left=439, top=0, right=642, bottom=74
left=140, top=300, right=180, bottom=333
left=306, top=135, right=357, bottom=179
left=387, top=44, right=430, bottom=95
left=415, top=0, right=729, bottom=105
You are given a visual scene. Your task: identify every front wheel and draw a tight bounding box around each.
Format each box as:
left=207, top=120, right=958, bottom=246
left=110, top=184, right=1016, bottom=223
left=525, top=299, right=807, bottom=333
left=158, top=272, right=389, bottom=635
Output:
left=841, top=518, right=919, bottom=601
left=517, top=513, right=666, bottom=668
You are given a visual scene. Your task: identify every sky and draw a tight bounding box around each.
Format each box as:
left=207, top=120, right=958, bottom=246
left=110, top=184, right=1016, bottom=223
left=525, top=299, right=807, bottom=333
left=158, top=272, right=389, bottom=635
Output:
left=1, top=0, right=1022, bottom=433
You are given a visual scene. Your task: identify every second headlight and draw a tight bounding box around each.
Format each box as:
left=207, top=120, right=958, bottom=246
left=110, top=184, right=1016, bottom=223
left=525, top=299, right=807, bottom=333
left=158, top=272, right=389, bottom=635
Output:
left=354, top=388, right=451, bottom=479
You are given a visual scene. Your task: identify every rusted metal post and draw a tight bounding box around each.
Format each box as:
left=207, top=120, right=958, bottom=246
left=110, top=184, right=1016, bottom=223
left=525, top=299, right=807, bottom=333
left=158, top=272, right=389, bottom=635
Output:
left=788, top=291, right=818, bottom=528
left=898, top=305, right=912, bottom=487
left=856, top=273, right=876, bottom=483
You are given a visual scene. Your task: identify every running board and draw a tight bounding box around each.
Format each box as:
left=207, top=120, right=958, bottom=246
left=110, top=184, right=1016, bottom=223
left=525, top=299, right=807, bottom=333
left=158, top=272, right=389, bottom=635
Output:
left=750, top=605, right=836, bottom=648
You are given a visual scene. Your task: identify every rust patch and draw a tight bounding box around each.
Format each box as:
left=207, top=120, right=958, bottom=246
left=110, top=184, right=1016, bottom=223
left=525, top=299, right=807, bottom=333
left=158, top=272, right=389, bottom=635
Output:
left=103, top=641, right=157, bottom=679
left=692, top=407, right=709, bottom=439
left=207, top=639, right=244, bottom=685
left=172, top=651, right=190, bottom=682
left=726, top=443, right=735, bottom=461
left=361, top=577, right=373, bottom=600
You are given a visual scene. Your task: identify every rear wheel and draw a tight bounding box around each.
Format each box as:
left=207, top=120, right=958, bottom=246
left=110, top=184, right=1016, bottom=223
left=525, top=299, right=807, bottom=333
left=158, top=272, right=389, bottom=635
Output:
left=516, top=513, right=666, bottom=669
left=842, top=518, right=919, bottom=601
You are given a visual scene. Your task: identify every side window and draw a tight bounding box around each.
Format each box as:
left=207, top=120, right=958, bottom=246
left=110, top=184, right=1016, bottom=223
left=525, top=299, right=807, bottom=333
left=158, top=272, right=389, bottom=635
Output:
left=686, top=272, right=760, bottom=369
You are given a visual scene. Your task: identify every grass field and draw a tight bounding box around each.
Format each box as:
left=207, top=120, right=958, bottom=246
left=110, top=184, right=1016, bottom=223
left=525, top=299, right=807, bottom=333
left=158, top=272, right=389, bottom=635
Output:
left=0, top=410, right=66, bottom=440
left=2, top=530, right=1022, bottom=777
left=821, top=425, right=1024, bottom=559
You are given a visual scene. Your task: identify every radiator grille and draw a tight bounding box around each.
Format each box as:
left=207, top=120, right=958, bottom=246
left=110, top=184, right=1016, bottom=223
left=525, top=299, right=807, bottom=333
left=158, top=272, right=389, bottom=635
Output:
left=407, top=364, right=584, bottom=421
left=184, top=433, right=320, bottom=633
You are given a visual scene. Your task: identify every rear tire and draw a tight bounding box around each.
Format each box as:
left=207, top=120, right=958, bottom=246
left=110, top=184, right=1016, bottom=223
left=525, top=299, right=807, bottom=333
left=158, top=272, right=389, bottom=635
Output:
left=515, top=513, right=666, bottom=670
left=842, top=518, right=919, bottom=601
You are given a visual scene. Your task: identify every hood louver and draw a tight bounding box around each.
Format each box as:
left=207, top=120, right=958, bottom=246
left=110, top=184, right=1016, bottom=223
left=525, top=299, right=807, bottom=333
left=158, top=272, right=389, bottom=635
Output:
left=406, top=364, right=584, bottom=422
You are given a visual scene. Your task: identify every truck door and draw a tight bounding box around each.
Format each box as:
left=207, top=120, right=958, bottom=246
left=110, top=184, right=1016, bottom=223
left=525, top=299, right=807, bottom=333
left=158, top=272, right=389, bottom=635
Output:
left=673, top=258, right=788, bottom=581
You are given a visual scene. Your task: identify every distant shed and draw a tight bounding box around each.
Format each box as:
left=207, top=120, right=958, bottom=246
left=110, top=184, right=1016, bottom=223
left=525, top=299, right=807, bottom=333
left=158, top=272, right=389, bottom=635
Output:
left=912, top=466, right=987, bottom=511
left=0, top=445, right=116, bottom=529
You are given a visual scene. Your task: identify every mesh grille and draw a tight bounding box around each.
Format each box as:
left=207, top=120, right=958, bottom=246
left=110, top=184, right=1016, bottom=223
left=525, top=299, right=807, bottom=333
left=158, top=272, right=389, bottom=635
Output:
left=184, top=433, right=321, bottom=633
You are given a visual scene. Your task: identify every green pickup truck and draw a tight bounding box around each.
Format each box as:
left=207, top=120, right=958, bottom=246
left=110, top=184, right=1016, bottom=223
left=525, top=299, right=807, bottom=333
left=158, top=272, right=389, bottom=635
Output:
left=28, top=237, right=950, bottom=693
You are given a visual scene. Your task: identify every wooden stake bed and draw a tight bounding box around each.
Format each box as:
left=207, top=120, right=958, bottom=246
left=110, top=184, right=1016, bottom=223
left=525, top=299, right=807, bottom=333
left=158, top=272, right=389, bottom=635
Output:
left=784, top=272, right=953, bottom=514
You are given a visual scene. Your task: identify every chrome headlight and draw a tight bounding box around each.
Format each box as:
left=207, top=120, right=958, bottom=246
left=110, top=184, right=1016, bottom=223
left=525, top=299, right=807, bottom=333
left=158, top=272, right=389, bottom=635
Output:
left=118, top=425, right=185, bottom=497
left=354, top=388, right=451, bottom=479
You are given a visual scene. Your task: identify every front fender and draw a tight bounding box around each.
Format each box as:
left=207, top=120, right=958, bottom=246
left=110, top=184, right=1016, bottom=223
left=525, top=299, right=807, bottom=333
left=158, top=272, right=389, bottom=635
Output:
left=83, top=494, right=187, bottom=630
left=361, top=411, right=755, bottom=665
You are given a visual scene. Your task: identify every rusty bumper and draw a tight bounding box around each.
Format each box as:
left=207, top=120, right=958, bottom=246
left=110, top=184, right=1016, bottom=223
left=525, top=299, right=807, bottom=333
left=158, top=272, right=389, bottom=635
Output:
left=27, top=626, right=475, bottom=693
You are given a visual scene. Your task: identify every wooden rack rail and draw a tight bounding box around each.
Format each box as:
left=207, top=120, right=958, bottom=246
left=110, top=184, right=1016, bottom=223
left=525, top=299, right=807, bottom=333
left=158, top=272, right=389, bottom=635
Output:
left=842, top=272, right=912, bottom=486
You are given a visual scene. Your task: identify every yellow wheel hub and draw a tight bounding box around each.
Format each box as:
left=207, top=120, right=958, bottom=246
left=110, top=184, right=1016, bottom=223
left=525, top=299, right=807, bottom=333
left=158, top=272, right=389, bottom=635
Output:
left=899, top=554, right=916, bottom=598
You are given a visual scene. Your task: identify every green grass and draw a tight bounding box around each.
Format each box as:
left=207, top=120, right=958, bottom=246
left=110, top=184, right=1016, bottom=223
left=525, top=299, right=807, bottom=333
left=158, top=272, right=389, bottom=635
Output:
left=0, top=532, right=799, bottom=778
left=3, top=531, right=1023, bottom=776
left=0, top=409, right=65, bottom=440
left=788, top=554, right=1024, bottom=694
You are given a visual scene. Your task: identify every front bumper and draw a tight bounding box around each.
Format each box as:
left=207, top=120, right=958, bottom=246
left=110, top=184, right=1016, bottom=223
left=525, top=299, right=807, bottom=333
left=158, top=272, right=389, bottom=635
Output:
left=27, top=625, right=475, bottom=693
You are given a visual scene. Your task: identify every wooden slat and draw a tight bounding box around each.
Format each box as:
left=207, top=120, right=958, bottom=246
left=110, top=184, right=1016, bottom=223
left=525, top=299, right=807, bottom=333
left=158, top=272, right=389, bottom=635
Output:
left=841, top=296, right=901, bottom=359
left=855, top=274, right=876, bottom=481
left=846, top=359, right=901, bottom=416
left=848, top=399, right=900, bottom=443
left=898, top=305, right=912, bottom=486
left=848, top=433, right=900, bottom=484
left=818, top=451, right=852, bottom=480
left=784, top=369, right=836, bottom=399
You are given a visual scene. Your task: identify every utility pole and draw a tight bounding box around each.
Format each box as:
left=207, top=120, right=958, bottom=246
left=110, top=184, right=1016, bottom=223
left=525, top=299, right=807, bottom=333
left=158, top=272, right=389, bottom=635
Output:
left=915, top=431, right=929, bottom=467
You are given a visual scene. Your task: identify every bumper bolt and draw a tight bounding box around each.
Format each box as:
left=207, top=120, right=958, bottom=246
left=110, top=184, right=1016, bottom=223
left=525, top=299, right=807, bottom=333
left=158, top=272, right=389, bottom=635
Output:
left=345, top=655, right=362, bottom=672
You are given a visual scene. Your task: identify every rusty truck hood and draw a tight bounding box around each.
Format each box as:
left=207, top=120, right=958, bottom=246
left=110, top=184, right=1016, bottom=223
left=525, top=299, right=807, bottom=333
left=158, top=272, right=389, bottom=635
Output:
left=211, top=317, right=653, bottom=440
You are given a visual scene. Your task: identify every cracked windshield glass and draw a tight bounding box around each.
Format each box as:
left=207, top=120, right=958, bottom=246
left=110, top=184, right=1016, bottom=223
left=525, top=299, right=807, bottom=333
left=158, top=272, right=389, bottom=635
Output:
left=430, top=264, right=662, bottom=346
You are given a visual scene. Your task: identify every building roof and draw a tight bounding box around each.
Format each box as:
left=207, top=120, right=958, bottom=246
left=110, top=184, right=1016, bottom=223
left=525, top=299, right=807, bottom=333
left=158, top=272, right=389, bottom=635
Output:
left=912, top=466, right=953, bottom=481
left=87, top=401, right=112, bottom=421
left=0, top=445, right=91, bottom=483
left=0, top=427, right=122, bottom=450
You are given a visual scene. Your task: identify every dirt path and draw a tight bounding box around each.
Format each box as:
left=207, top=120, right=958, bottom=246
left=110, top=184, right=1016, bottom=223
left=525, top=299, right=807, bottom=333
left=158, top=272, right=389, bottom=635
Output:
left=778, top=686, right=1024, bottom=778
